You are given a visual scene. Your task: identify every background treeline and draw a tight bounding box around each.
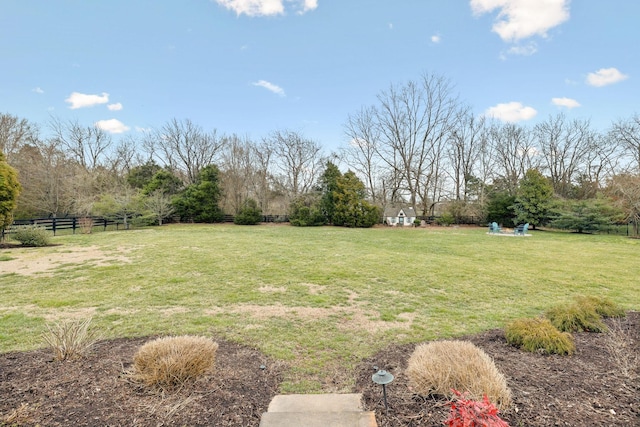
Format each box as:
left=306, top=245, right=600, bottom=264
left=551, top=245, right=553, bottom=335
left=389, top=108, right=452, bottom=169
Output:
left=1, top=72, right=640, bottom=232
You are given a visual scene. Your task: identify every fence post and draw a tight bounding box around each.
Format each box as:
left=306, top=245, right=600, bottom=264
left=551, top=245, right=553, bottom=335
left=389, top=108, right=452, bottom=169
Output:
left=72, top=217, right=77, bottom=234
left=52, top=218, right=57, bottom=236
left=103, top=218, right=107, bottom=231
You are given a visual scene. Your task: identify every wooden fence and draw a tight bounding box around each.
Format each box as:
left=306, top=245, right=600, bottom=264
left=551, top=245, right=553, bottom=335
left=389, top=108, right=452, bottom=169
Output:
left=2, top=216, right=126, bottom=239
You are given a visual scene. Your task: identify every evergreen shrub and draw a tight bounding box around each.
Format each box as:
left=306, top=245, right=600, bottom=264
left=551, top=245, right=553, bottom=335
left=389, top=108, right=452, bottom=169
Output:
left=546, top=300, right=607, bottom=332
left=505, top=317, right=575, bottom=355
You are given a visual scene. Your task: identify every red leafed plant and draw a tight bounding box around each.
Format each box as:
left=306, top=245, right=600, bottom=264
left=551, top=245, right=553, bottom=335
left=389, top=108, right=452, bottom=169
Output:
left=444, top=389, right=509, bottom=427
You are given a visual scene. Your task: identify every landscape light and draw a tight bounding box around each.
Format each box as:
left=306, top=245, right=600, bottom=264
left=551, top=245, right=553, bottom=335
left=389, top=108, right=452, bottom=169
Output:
left=371, top=368, right=394, bottom=414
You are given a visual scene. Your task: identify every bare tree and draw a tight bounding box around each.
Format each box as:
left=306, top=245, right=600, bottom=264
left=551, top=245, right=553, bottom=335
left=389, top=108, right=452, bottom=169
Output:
left=447, top=111, right=486, bottom=201
left=488, top=122, right=538, bottom=195
left=533, top=114, right=594, bottom=198
left=49, top=117, right=112, bottom=171
left=219, top=135, right=257, bottom=214
left=144, top=189, right=175, bottom=226
left=610, top=113, right=640, bottom=171
left=373, top=73, right=460, bottom=215
left=253, top=139, right=275, bottom=214
left=107, top=134, right=141, bottom=178
left=270, top=130, right=324, bottom=201
left=606, top=173, right=640, bottom=235
left=0, top=113, right=38, bottom=163
left=149, top=118, right=225, bottom=185
left=13, top=140, right=77, bottom=217
left=579, top=131, right=624, bottom=198
left=472, top=124, right=495, bottom=207
left=342, top=106, right=385, bottom=204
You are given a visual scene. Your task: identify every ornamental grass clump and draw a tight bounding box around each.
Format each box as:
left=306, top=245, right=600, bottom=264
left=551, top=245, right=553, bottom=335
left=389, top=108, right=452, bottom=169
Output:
left=406, top=340, right=512, bottom=410
left=132, top=335, right=219, bottom=390
left=545, top=300, right=607, bottom=332
left=42, top=317, right=98, bottom=360
left=505, top=317, right=575, bottom=355
left=574, top=295, right=626, bottom=319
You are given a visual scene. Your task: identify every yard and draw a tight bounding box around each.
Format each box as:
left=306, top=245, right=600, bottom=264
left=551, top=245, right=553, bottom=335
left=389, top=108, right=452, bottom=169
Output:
left=1, top=224, right=638, bottom=426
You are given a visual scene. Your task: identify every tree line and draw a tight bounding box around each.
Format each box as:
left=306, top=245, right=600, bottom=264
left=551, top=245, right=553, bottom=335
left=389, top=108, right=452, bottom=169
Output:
left=1, top=72, right=640, bottom=232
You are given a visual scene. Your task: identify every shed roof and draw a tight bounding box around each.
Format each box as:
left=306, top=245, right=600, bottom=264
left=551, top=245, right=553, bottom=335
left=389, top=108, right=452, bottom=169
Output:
left=383, top=206, right=416, bottom=218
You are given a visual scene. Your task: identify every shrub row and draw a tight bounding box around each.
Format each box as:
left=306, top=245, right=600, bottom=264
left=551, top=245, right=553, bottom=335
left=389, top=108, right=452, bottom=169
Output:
left=505, top=295, right=625, bottom=355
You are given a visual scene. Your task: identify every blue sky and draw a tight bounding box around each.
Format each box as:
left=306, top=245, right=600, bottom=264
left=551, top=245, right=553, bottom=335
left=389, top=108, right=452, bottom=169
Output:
left=1, top=0, right=637, bottom=151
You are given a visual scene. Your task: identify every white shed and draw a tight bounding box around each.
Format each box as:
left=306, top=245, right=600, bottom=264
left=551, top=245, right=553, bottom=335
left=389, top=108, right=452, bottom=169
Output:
left=383, top=206, right=417, bottom=227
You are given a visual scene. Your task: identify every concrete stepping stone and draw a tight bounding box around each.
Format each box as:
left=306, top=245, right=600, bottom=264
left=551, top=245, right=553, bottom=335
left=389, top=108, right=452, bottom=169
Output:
left=259, top=393, right=377, bottom=427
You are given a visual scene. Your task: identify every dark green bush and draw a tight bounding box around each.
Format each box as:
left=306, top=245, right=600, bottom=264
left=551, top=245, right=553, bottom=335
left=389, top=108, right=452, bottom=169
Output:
left=436, top=212, right=454, bottom=226
left=505, top=317, right=575, bottom=355
left=545, top=302, right=607, bottom=332
left=289, top=197, right=325, bottom=227
left=10, top=226, right=51, bottom=247
left=233, top=199, right=262, bottom=225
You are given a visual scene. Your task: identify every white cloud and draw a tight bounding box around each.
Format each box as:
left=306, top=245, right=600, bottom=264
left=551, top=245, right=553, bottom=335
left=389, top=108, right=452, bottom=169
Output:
left=470, top=0, right=570, bottom=42
left=65, top=92, right=109, bottom=109
left=135, top=126, right=152, bottom=133
left=431, top=34, right=441, bottom=43
left=506, top=41, right=537, bottom=56
left=95, top=119, right=130, bottom=134
left=253, top=80, right=286, bottom=96
left=107, top=103, right=123, bottom=111
left=299, top=0, right=318, bottom=14
left=586, top=68, right=628, bottom=87
left=32, top=87, right=44, bottom=94
left=214, top=0, right=317, bottom=16
left=483, top=101, right=537, bottom=122
left=552, top=97, right=580, bottom=109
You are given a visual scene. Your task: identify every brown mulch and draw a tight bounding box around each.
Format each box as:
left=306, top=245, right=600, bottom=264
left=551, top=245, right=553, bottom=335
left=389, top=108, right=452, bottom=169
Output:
left=357, top=312, right=639, bottom=427
left=1, top=313, right=638, bottom=427
left=0, top=338, right=285, bottom=426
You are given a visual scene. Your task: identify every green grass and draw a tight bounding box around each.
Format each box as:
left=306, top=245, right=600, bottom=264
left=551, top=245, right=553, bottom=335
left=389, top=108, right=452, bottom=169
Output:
left=1, top=224, right=639, bottom=391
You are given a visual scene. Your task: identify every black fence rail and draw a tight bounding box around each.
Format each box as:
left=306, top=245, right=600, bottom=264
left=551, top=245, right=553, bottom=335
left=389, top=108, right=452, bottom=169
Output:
left=3, top=216, right=125, bottom=238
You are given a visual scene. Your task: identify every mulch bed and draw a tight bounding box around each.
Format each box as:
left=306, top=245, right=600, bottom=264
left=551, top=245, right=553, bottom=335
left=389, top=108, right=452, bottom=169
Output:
left=0, top=338, right=285, bottom=426
left=1, top=313, right=638, bottom=426
left=357, top=312, right=639, bottom=427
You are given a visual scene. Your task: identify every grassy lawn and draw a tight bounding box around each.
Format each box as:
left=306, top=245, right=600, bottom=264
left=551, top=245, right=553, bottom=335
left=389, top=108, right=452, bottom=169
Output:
left=1, top=224, right=638, bottom=392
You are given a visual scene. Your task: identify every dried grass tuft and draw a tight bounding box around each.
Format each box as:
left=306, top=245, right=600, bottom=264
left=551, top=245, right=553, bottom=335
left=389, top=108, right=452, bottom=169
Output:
left=603, top=318, right=638, bottom=380
left=132, top=335, right=219, bottom=390
left=406, top=340, right=512, bottom=410
left=42, top=317, right=98, bottom=360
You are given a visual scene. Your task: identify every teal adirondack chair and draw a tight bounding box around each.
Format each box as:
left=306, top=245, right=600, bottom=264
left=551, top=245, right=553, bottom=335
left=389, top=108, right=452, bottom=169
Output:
left=514, top=223, right=529, bottom=235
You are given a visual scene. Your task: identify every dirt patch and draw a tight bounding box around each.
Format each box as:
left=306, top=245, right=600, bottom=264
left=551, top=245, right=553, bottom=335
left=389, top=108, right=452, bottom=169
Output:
left=205, top=303, right=415, bottom=333
left=258, top=285, right=287, bottom=293
left=0, top=245, right=132, bottom=276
